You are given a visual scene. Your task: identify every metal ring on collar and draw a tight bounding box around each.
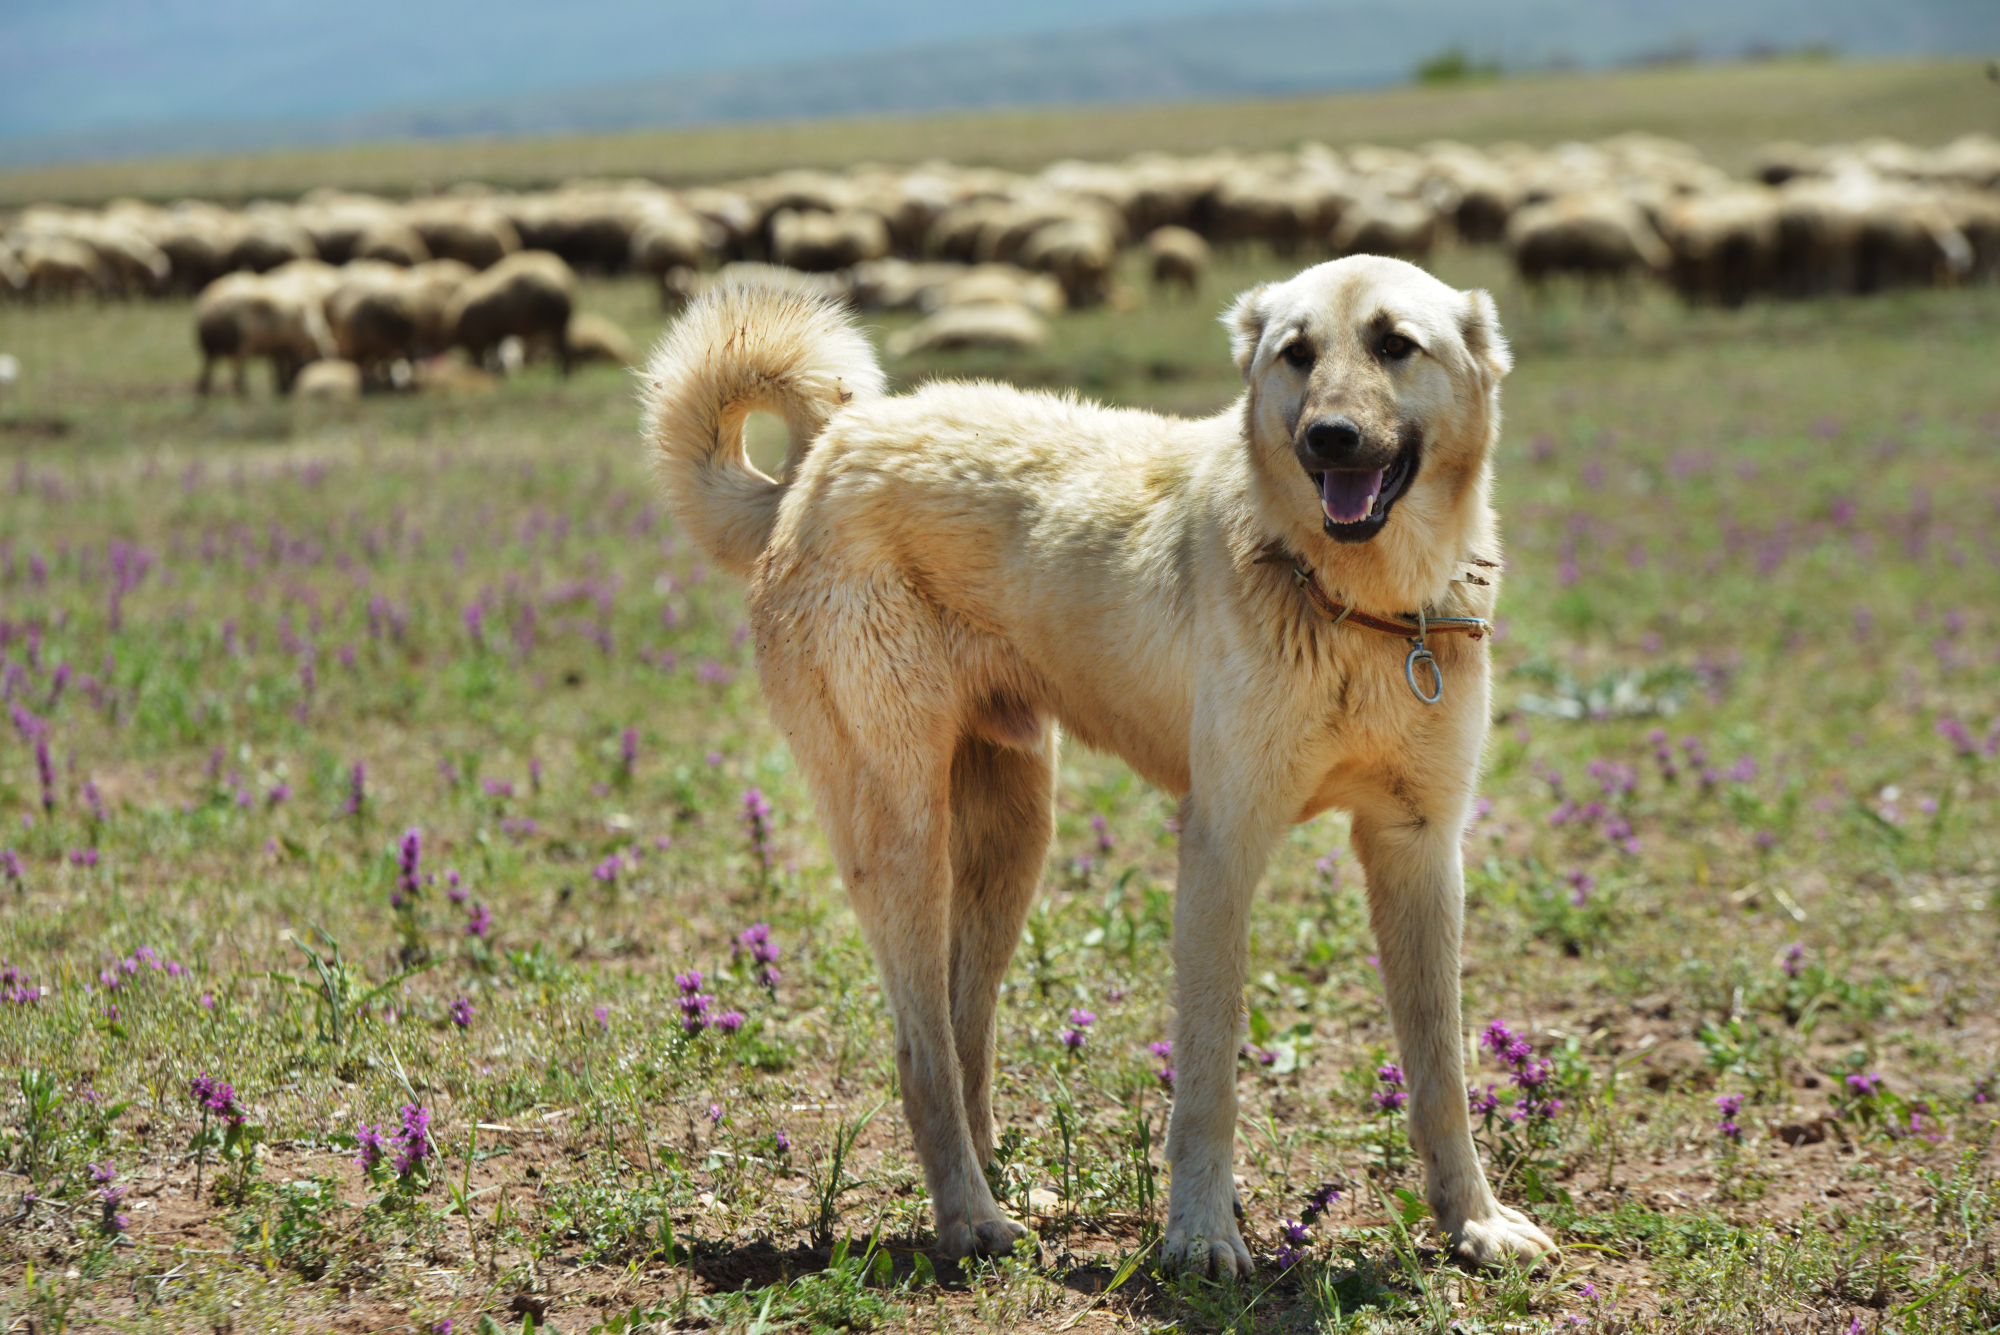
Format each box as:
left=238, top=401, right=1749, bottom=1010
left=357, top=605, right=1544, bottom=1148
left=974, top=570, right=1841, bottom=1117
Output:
left=1405, top=643, right=1443, bottom=704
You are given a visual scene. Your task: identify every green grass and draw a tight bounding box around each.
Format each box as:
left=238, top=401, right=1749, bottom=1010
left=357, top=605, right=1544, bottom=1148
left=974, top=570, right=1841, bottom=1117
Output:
left=1, top=236, right=1998, bottom=1333
left=2, top=56, right=1994, bottom=208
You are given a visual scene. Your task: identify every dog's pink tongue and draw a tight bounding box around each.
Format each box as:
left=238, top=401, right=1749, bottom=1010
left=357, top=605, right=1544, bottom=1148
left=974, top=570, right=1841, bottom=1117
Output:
left=1321, top=469, right=1385, bottom=524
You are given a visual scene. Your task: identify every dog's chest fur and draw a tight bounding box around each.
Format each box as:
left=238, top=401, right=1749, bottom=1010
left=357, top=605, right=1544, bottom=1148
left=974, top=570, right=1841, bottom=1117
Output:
left=1263, top=603, right=1491, bottom=823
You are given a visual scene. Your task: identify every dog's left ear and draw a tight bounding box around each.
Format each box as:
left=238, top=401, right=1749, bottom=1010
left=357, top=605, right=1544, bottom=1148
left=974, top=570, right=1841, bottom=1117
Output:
left=1459, top=289, right=1512, bottom=381
left=1224, top=284, right=1269, bottom=377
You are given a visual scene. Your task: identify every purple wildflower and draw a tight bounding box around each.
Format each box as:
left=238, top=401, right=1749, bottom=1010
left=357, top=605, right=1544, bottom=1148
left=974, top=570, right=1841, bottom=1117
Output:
left=464, top=902, right=492, bottom=938
left=1937, top=717, right=1978, bottom=757
left=1650, top=729, right=1679, bottom=782
left=1476, top=1023, right=1562, bottom=1122
left=94, top=1162, right=128, bottom=1235
left=741, top=787, right=775, bottom=873
left=35, top=737, right=54, bottom=815
left=1565, top=868, right=1595, bottom=906
left=774, top=1129, right=791, bottom=1154
left=395, top=827, right=422, bottom=907
left=1845, top=1071, right=1884, bottom=1099
left=1515, top=1058, right=1555, bottom=1091
left=1148, top=1038, right=1175, bottom=1088
left=1274, top=1216, right=1312, bottom=1268
left=1782, top=943, right=1805, bottom=977
left=734, top=922, right=782, bottom=991
left=1480, top=1021, right=1532, bottom=1068
left=393, top=1103, right=431, bottom=1176
left=191, top=1072, right=245, bottom=1125
left=345, top=761, right=366, bottom=817
left=620, top=727, right=638, bottom=779
left=1062, top=1007, right=1096, bottom=1054
left=712, top=1010, right=745, bottom=1034
left=1, top=957, right=41, bottom=1004
left=1587, top=758, right=1637, bottom=798
left=1301, top=1182, right=1341, bottom=1225
left=354, top=1121, right=388, bottom=1172
left=707, top=1103, right=724, bottom=1126
left=448, top=997, right=474, bottom=1028
left=1715, top=1093, right=1744, bottom=1141
left=8, top=701, right=43, bottom=743
left=1091, top=813, right=1114, bottom=854
left=593, top=1004, right=610, bottom=1031
left=1373, top=1063, right=1408, bottom=1113
left=677, top=970, right=715, bottom=1034
left=444, top=869, right=466, bottom=903
left=679, top=995, right=712, bottom=1033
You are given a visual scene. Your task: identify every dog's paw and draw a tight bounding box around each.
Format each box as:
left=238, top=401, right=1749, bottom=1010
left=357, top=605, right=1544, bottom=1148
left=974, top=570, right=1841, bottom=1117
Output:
left=937, top=1214, right=1031, bottom=1260
left=1449, top=1205, right=1557, bottom=1269
left=1161, top=1224, right=1255, bottom=1280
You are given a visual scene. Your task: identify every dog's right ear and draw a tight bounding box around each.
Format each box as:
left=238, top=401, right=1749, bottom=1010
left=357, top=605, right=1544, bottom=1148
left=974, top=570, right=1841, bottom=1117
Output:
left=1223, top=284, right=1269, bottom=377
left=1459, top=288, right=1512, bottom=381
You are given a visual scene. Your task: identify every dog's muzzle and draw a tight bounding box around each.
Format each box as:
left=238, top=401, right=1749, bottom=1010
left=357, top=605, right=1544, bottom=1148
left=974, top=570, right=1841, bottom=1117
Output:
left=1295, top=417, right=1420, bottom=543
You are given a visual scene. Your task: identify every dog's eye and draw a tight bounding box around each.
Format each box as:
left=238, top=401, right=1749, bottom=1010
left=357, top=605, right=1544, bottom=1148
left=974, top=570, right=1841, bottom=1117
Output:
left=1381, top=333, right=1417, bottom=361
left=1281, top=342, right=1314, bottom=370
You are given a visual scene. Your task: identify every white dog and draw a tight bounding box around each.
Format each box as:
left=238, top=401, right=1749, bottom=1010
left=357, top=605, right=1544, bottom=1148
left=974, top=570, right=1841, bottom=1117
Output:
left=643, top=256, right=1556, bottom=1275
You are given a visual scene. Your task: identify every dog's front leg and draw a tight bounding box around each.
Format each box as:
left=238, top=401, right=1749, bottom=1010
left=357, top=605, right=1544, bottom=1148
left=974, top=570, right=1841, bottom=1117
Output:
left=1351, top=805, right=1557, bottom=1268
left=1161, top=788, right=1283, bottom=1279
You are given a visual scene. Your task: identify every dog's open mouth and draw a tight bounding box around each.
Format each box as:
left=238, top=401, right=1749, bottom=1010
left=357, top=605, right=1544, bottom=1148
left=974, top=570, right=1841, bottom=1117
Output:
left=1308, top=443, right=1418, bottom=543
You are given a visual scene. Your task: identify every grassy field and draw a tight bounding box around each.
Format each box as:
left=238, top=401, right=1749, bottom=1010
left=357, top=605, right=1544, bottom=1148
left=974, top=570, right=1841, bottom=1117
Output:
left=2, top=228, right=1999, bottom=1334
left=3, top=56, right=1997, bottom=209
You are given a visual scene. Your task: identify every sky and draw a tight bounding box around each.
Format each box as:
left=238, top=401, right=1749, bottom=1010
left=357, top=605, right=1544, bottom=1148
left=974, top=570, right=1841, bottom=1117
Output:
left=2, top=1, right=1290, bottom=138
left=4, top=0, right=1990, bottom=162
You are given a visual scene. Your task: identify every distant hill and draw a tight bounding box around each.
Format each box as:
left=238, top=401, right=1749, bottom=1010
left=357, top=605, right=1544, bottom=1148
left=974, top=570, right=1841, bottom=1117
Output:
left=3, top=0, right=1993, bottom=167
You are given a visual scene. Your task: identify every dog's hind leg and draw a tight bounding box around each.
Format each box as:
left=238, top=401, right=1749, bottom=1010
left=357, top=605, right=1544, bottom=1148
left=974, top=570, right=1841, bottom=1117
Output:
left=775, top=674, right=1029, bottom=1261
left=1351, top=800, right=1558, bottom=1268
left=948, top=729, right=1057, bottom=1167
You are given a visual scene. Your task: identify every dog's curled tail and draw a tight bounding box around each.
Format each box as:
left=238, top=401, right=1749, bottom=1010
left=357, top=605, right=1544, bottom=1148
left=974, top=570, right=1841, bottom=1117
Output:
left=641, top=282, right=884, bottom=575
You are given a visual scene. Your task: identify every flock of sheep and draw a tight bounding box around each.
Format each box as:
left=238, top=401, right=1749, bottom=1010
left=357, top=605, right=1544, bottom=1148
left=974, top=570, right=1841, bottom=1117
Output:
left=3, top=129, right=1996, bottom=395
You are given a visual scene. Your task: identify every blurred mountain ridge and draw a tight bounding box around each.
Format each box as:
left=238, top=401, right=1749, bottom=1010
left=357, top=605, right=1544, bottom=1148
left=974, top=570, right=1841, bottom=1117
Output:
left=4, top=0, right=1993, bottom=166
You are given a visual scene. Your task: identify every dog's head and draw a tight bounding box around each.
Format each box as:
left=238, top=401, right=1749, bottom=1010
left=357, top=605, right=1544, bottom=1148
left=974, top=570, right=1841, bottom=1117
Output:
left=1226, top=256, right=1509, bottom=603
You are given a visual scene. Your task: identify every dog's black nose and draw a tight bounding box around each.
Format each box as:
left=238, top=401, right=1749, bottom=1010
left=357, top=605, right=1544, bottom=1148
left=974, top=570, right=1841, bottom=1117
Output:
left=1304, top=417, right=1363, bottom=461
